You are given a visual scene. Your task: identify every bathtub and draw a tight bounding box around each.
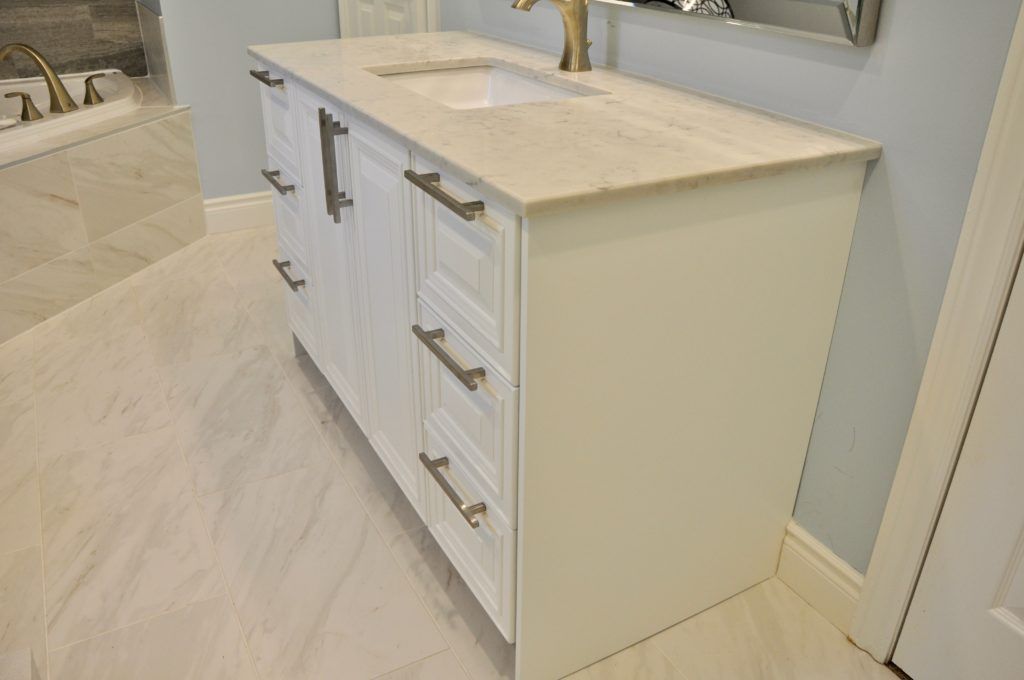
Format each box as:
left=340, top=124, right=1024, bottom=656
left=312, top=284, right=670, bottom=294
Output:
left=0, top=69, right=140, bottom=154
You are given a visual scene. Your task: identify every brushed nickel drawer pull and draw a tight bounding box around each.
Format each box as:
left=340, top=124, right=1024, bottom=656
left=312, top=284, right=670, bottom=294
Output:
left=261, top=169, right=295, bottom=195
left=404, top=170, right=485, bottom=221
left=412, top=324, right=486, bottom=392
left=419, top=452, right=487, bottom=528
left=318, top=107, right=352, bottom=223
left=272, top=259, right=305, bottom=291
left=249, top=69, right=284, bottom=88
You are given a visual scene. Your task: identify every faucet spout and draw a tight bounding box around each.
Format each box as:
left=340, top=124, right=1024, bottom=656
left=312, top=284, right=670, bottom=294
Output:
left=511, top=0, right=592, bottom=72
left=0, top=43, right=78, bottom=114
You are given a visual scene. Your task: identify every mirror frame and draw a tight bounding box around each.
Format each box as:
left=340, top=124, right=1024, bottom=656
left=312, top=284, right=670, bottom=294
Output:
left=596, top=0, right=882, bottom=47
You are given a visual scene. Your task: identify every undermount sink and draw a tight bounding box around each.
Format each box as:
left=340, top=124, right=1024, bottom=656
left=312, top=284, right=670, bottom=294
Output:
left=371, top=62, right=605, bottom=110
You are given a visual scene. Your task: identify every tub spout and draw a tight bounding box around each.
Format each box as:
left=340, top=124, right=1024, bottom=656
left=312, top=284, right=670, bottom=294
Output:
left=0, top=43, right=78, bottom=114
left=511, top=0, right=592, bottom=72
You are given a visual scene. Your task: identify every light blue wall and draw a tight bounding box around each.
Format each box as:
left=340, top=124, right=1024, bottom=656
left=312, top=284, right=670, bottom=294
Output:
left=441, top=0, right=1022, bottom=571
left=160, top=0, right=340, bottom=198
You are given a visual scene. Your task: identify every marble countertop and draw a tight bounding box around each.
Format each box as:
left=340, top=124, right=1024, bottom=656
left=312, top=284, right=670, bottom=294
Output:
left=250, top=32, right=881, bottom=217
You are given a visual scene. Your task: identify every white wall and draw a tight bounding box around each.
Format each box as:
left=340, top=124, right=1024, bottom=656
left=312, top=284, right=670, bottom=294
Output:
left=160, top=0, right=340, bottom=198
left=441, top=0, right=1022, bottom=572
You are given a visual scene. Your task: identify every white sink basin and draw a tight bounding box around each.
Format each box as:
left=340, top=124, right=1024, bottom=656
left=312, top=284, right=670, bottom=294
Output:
left=373, top=63, right=604, bottom=110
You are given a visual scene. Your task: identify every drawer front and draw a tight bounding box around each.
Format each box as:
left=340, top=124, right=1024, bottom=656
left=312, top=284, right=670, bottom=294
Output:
left=409, top=157, right=521, bottom=385
left=274, top=239, right=320, bottom=361
left=255, top=63, right=301, bottom=182
left=267, top=160, right=306, bottom=257
left=417, top=301, right=518, bottom=528
left=421, top=425, right=516, bottom=642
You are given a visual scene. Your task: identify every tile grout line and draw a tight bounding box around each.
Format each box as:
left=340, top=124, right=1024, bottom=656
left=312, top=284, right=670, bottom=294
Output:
left=127, top=255, right=266, bottom=680
left=367, top=648, right=453, bottom=680
left=213, top=232, right=475, bottom=678
left=29, top=324, right=51, bottom=680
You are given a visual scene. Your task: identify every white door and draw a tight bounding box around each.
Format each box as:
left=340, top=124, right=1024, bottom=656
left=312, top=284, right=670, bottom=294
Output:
left=347, top=122, right=422, bottom=507
left=293, top=87, right=367, bottom=427
left=893, top=259, right=1024, bottom=679
left=339, top=0, right=437, bottom=37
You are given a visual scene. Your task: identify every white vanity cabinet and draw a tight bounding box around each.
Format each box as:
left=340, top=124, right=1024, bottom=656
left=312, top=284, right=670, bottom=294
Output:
left=252, top=37, right=878, bottom=679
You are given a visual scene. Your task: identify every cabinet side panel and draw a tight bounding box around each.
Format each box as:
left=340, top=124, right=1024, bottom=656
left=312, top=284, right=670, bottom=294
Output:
left=515, top=164, right=866, bottom=680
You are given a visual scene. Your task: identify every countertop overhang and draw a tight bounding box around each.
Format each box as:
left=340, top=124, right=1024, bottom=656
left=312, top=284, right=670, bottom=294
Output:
left=249, top=32, right=881, bottom=217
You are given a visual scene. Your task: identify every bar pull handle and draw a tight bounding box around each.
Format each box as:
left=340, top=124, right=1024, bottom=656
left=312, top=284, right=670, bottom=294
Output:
left=272, top=259, right=305, bottom=291
left=412, top=325, right=485, bottom=392
left=404, top=170, right=484, bottom=221
left=261, top=169, right=295, bottom=195
left=419, top=453, right=487, bottom=529
left=249, top=69, right=284, bottom=88
left=318, top=107, right=352, bottom=223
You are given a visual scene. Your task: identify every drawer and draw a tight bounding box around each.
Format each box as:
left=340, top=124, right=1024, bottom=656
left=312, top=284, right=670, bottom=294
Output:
left=253, top=63, right=301, bottom=181
left=421, top=424, right=517, bottom=642
left=416, top=301, right=519, bottom=528
left=266, top=160, right=306, bottom=257
left=408, top=156, right=521, bottom=385
left=273, top=239, right=320, bottom=361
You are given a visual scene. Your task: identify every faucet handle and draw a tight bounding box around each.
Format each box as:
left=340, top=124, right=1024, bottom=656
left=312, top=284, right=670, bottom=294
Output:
left=83, top=73, right=106, bottom=106
left=4, top=91, right=44, bottom=121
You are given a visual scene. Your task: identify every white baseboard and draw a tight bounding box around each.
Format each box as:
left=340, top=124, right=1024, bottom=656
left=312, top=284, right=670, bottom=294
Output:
left=777, top=520, right=863, bottom=635
left=204, top=191, right=275, bottom=234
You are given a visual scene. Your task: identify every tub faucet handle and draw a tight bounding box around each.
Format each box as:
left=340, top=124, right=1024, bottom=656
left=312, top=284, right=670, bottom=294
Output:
left=83, top=73, right=106, bottom=106
left=4, top=91, right=44, bottom=122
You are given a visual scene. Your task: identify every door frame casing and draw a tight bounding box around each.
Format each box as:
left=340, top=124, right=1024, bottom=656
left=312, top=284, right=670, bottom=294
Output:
left=850, top=0, right=1024, bottom=661
left=338, top=0, right=440, bottom=37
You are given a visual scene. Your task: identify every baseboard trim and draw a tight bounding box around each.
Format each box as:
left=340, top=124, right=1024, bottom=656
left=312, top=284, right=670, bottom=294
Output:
left=777, top=520, right=863, bottom=635
left=204, top=191, right=274, bottom=234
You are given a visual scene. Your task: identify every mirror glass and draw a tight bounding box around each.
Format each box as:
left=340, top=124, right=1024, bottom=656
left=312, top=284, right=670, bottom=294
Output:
left=598, top=0, right=882, bottom=47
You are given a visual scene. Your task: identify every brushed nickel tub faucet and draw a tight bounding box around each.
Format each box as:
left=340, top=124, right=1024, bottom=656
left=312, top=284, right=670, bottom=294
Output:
left=0, top=43, right=78, bottom=114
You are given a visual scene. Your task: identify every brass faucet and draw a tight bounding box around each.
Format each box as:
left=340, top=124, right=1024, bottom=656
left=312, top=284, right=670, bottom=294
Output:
left=0, top=43, right=78, bottom=114
left=511, top=0, right=592, bottom=73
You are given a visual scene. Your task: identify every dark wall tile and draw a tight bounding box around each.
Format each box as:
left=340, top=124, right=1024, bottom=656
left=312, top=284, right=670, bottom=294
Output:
left=0, top=0, right=146, bottom=78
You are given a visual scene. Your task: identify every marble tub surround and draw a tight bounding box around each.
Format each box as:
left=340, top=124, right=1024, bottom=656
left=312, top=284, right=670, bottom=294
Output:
left=250, top=32, right=881, bottom=217
left=0, top=109, right=205, bottom=344
left=0, top=226, right=895, bottom=678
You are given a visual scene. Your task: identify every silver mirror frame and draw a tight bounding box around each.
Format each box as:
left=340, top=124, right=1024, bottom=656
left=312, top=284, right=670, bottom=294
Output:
left=596, top=0, right=882, bottom=47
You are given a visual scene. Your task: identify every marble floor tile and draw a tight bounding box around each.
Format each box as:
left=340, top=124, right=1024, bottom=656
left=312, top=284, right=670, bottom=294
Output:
left=0, top=332, right=33, bottom=405
left=160, top=346, right=323, bottom=495
left=373, top=651, right=469, bottom=680
left=0, top=399, right=40, bottom=556
left=33, top=280, right=141, bottom=351
left=652, top=579, right=895, bottom=680
left=291, top=356, right=424, bottom=541
left=199, top=459, right=446, bottom=680
left=33, top=323, right=171, bottom=458
left=39, top=428, right=222, bottom=649
left=90, top=193, right=206, bottom=283
left=70, top=112, right=202, bottom=241
left=0, top=547, right=46, bottom=680
left=564, top=640, right=686, bottom=680
left=389, top=528, right=516, bottom=680
left=130, top=234, right=227, bottom=287
left=0, top=151, right=88, bottom=283
left=209, top=226, right=280, bottom=288
left=48, top=596, right=257, bottom=680
left=134, top=270, right=266, bottom=366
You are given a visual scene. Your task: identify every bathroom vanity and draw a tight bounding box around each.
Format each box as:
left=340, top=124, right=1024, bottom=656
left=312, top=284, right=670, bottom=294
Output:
left=250, top=32, right=880, bottom=680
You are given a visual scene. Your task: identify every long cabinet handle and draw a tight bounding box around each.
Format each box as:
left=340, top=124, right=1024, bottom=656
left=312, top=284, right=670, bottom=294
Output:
left=261, top=169, right=295, bottom=195
left=419, top=453, right=487, bottom=529
left=412, top=324, right=485, bottom=392
left=272, top=259, right=305, bottom=291
left=404, top=170, right=485, bottom=221
left=249, top=69, right=284, bottom=88
left=318, top=107, right=352, bottom=223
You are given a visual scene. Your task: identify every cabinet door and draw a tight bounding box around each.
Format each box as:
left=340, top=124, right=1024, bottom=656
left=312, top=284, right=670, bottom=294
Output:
left=347, top=122, right=422, bottom=507
left=294, top=87, right=367, bottom=426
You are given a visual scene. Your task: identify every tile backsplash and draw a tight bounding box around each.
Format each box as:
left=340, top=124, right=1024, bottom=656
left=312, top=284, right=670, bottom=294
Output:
left=0, top=0, right=147, bottom=79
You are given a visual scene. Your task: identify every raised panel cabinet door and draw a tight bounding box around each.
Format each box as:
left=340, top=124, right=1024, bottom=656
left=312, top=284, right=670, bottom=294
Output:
left=339, top=0, right=435, bottom=37
left=294, top=87, right=367, bottom=426
left=347, top=122, right=422, bottom=507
